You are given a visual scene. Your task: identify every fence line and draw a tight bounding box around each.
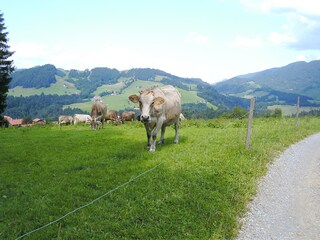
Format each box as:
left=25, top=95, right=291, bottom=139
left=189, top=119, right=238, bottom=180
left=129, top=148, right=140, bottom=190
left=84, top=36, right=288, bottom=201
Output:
left=15, top=161, right=164, bottom=240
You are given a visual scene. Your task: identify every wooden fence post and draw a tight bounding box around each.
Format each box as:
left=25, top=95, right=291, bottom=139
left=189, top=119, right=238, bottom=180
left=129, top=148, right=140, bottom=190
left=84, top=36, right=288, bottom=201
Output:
left=246, top=97, right=255, bottom=149
left=295, top=96, right=300, bottom=128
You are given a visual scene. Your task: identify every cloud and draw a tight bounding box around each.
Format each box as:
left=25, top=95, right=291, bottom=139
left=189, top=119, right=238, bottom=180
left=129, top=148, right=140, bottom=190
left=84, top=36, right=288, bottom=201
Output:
left=295, top=53, right=320, bottom=62
left=230, top=36, right=262, bottom=48
left=240, top=0, right=320, bottom=16
left=187, top=32, right=208, bottom=44
left=268, top=32, right=295, bottom=45
left=240, top=0, right=320, bottom=50
left=12, top=42, right=48, bottom=59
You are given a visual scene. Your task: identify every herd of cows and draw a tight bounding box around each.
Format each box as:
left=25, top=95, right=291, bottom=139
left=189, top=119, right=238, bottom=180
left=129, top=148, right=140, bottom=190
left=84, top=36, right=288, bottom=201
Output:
left=58, top=110, right=135, bottom=127
left=58, top=85, right=182, bottom=152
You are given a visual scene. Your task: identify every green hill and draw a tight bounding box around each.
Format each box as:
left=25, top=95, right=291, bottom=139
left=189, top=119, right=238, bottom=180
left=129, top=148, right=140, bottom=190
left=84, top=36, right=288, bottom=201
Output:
left=6, top=65, right=248, bottom=119
left=215, top=60, right=320, bottom=102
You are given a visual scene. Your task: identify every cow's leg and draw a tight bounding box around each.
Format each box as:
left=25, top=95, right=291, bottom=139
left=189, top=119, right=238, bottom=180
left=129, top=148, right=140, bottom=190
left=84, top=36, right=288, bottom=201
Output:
left=174, top=119, right=180, bottom=144
left=145, top=125, right=152, bottom=149
left=158, top=125, right=166, bottom=144
left=150, top=122, right=163, bottom=152
left=101, top=118, right=104, bottom=129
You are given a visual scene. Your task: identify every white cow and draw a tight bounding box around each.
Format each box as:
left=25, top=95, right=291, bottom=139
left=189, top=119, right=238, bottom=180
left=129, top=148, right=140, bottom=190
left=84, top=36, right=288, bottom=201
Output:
left=129, top=85, right=181, bottom=152
left=73, top=114, right=92, bottom=125
left=58, top=115, right=73, bottom=127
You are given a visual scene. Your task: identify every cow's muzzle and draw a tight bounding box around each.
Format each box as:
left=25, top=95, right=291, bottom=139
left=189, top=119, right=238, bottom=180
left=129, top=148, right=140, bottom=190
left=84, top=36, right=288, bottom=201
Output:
left=141, top=115, right=150, bottom=122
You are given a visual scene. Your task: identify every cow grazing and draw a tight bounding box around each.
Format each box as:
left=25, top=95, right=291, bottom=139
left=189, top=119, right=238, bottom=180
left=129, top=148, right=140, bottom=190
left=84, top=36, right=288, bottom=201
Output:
left=91, top=101, right=107, bottom=130
left=58, top=115, right=73, bottom=127
left=121, top=111, right=136, bottom=123
left=106, top=110, right=119, bottom=124
left=129, top=85, right=181, bottom=152
left=74, top=114, right=92, bottom=126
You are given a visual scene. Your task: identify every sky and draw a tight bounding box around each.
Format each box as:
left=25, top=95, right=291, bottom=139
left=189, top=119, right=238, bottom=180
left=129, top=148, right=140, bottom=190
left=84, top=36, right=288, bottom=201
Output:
left=1, top=0, right=320, bottom=84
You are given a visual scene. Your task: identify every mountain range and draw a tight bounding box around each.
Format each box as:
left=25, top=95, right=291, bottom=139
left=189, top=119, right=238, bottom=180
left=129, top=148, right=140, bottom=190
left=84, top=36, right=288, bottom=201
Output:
left=214, top=60, right=320, bottom=104
left=5, top=60, right=320, bottom=119
left=7, top=64, right=247, bottom=113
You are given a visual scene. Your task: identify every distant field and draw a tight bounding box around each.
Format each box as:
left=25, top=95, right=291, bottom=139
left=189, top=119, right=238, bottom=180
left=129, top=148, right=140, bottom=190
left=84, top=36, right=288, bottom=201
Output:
left=1, top=117, right=320, bottom=239
left=94, top=81, right=126, bottom=96
left=268, top=105, right=320, bottom=116
left=8, top=76, right=79, bottom=96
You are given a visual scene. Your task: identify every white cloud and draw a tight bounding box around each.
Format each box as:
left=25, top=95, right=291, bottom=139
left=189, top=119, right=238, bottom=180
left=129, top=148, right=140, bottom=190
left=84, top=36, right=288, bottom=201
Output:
left=240, top=0, right=320, bottom=16
left=241, top=0, right=320, bottom=50
left=230, top=36, right=262, bottom=48
left=11, top=41, right=152, bottom=71
left=187, top=32, right=208, bottom=44
left=12, top=42, right=48, bottom=59
left=268, top=32, right=295, bottom=45
left=295, top=54, right=320, bottom=62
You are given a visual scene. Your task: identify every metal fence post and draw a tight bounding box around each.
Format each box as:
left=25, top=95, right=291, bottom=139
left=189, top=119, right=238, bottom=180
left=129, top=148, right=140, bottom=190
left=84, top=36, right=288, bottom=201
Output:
left=296, top=96, right=300, bottom=128
left=246, top=97, right=255, bottom=149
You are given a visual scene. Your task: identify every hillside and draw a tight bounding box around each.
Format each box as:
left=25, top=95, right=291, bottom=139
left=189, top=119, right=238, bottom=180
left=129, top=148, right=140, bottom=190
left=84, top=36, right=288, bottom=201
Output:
left=214, top=60, right=320, bottom=103
left=6, top=65, right=248, bottom=119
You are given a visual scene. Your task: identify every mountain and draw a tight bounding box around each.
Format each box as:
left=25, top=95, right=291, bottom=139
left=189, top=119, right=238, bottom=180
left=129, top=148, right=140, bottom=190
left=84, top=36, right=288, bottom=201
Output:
left=6, top=65, right=248, bottom=119
left=214, top=60, right=320, bottom=104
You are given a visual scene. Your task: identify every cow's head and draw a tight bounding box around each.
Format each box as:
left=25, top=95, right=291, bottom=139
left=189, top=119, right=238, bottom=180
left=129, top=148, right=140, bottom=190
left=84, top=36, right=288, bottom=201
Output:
left=129, top=90, right=165, bottom=122
left=91, top=116, right=102, bottom=130
left=91, top=117, right=97, bottom=130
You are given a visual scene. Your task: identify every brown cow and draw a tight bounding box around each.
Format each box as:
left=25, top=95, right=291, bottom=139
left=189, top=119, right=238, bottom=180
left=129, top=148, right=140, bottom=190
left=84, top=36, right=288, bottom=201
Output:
left=121, top=111, right=136, bottom=123
left=106, top=110, right=118, bottom=123
left=91, top=101, right=107, bottom=130
left=129, top=85, right=181, bottom=152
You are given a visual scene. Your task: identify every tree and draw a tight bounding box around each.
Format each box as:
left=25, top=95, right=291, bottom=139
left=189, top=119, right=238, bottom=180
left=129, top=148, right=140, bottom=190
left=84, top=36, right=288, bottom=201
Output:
left=224, top=106, right=247, bottom=119
left=0, top=12, right=14, bottom=115
left=274, top=108, right=282, bottom=118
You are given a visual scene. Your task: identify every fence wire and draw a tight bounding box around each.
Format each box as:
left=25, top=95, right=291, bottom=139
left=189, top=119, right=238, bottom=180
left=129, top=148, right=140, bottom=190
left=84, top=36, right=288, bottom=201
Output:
left=15, top=161, right=164, bottom=240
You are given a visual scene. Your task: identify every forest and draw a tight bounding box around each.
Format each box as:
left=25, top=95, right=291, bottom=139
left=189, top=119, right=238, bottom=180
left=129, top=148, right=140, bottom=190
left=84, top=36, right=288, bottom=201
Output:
left=9, top=64, right=65, bottom=88
left=4, top=94, right=86, bottom=120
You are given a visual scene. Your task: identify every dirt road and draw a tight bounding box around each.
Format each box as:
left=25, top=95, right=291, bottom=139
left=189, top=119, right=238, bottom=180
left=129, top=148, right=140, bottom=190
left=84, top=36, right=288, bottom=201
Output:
left=236, top=133, right=320, bottom=240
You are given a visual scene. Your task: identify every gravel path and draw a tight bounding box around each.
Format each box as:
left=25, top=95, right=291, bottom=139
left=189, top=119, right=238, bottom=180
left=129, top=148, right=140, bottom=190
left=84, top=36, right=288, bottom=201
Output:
left=236, top=133, right=320, bottom=240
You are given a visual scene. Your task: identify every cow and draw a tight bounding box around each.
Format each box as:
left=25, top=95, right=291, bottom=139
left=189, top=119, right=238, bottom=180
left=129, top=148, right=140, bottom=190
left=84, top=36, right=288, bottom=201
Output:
left=179, top=113, right=186, bottom=121
left=91, top=101, right=107, bottom=130
left=106, top=110, right=119, bottom=124
left=73, top=114, right=92, bottom=126
left=129, top=85, right=181, bottom=152
left=58, top=115, right=73, bottom=127
left=120, top=111, right=136, bottom=123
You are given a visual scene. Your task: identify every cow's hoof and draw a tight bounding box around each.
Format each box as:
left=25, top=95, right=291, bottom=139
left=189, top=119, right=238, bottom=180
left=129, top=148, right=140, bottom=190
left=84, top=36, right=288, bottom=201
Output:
left=149, top=147, right=156, bottom=152
left=157, top=140, right=164, bottom=145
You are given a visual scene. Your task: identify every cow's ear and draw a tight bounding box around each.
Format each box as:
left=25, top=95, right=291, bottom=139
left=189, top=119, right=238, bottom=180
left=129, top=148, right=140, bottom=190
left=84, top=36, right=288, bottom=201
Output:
left=129, top=95, right=139, bottom=103
left=154, top=97, right=165, bottom=105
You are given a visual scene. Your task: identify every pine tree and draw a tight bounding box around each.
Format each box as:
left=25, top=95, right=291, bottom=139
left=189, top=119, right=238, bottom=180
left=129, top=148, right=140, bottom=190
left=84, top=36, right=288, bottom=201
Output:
left=0, top=12, right=14, bottom=115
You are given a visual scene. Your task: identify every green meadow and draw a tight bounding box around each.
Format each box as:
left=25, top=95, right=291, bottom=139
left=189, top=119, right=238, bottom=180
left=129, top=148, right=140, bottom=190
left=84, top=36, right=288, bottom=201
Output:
left=65, top=80, right=213, bottom=111
left=8, top=76, right=79, bottom=97
left=1, top=117, right=320, bottom=239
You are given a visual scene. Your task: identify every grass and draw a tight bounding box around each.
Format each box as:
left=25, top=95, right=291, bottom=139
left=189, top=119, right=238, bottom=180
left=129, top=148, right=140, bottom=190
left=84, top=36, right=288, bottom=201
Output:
left=1, top=117, right=320, bottom=239
left=268, top=104, right=320, bottom=116
left=8, top=76, right=79, bottom=97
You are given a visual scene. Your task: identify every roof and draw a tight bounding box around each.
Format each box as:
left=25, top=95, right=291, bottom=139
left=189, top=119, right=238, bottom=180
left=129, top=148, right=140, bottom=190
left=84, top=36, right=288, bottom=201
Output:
left=9, top=119, right=23, bottom=126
